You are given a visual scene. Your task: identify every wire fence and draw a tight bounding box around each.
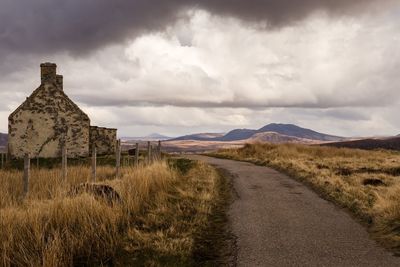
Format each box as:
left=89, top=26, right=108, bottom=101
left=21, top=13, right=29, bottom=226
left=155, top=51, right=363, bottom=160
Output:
left=0, top=140, right=163, bottom=198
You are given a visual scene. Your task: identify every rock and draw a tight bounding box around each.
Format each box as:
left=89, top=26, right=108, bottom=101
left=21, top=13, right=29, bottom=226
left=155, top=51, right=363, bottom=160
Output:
left=362, top=178, right=385, bottom=187
left=68, top=183, right=122, bottom=205
left=128, top=148, right=137, bottom=156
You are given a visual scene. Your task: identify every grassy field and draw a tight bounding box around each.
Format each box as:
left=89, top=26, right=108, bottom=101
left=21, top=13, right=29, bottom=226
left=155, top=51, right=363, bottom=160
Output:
left=0, top=159, right=230, bottom=266
left=213, top=143, right=400, bottom=252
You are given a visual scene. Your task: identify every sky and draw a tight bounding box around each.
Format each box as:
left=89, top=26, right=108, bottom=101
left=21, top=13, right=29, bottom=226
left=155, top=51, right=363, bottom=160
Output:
left=0, top=0, right=399, bottom=137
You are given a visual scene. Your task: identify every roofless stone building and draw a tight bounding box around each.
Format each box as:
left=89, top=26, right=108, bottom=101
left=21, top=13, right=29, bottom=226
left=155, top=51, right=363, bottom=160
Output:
left=8, top=63, right=117, bottom=159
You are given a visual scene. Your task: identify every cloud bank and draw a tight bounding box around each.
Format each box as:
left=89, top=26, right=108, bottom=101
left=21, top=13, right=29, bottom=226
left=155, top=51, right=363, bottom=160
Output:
left=0, top=0, right=393, bottom=57
left=0, top=1, right=399, bottom=137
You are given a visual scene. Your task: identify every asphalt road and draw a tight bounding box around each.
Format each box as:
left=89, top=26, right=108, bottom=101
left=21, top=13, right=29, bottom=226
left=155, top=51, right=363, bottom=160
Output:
left=186, top=155, right=400, bottom=267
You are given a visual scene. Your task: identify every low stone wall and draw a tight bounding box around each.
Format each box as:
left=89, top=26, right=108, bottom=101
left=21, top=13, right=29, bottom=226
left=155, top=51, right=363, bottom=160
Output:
left=90, top=126, right=117, bottom=155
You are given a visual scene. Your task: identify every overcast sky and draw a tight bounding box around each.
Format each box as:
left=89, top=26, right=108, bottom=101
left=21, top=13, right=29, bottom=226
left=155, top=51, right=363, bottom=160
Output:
left=1, top=0, right=399, bottom=137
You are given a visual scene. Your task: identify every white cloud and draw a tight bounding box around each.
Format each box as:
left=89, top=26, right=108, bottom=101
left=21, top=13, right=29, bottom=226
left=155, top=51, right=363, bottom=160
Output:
left=1, top=9, right=400, bottom=137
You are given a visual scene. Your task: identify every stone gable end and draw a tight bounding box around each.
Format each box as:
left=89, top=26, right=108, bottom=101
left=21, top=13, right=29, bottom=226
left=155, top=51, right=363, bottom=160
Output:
left=8, top=63, right=117, bottom=159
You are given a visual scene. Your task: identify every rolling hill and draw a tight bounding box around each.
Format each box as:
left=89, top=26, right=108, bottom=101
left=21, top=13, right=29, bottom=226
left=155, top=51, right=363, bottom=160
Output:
left=247, top=132, right=317, bottom=144
left=257, top=123, right=343, bottom=142
left=216, top=129, right=257, bottom=141
left=323, top=137, right=400, bottom=151
left=170, top=133, right=224, bottom=141
left=171, top=123, right=344, bottom=143
left=122, top=133, right=172, bottom=141
left=0, top=133, right=7, bottom=147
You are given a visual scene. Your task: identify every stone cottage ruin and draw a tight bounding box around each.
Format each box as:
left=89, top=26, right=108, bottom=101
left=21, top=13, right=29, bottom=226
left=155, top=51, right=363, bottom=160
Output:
left=8, top=63, right=117, bottom=159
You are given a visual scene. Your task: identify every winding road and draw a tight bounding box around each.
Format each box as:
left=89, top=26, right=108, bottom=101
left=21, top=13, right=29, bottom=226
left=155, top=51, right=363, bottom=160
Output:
left=187, top=155, right=400, bottom=267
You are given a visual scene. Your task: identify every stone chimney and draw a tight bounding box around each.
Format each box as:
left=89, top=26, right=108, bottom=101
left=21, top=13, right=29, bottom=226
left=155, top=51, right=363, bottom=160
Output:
left=56, top=75, right=63, bottom=90
left=40, top=62, right=57, bottom=84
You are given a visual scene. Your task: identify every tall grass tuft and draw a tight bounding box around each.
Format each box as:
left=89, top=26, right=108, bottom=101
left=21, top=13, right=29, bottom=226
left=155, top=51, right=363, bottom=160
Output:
left=0, top=160, right=221, bottom=266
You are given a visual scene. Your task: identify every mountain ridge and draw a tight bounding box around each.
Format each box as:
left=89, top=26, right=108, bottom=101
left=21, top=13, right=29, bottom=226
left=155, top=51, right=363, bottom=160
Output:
left=170, top=132, right=225, bottom=141
left=257, top=123, right=342, bottom=142
left=121, top=133, right=172, bottom=141
left=0, top=133, right=7, bottom=144
left=246, top=132, right=317, bottom=144
left=171, top=123, right=344, bottom=142
left=324, top=136, right=400, bottom=151
left=215, top=129, right=257, bottom=141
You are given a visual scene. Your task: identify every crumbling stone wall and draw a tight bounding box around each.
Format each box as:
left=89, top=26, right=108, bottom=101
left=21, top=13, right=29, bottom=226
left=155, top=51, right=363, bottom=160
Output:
left=8, top=84, right=90, bottom=159
left=90, top=126, right=117, bottom=155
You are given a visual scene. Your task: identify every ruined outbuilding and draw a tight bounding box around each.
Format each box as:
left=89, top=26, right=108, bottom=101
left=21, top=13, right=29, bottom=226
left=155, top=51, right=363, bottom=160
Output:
left=8, top=63, right=117, bottom=159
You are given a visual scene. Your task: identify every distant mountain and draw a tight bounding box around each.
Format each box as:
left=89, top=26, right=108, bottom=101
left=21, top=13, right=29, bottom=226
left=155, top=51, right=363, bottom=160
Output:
left=247, top=132, right=316, bottom=144
left=216, top=129, right=257, bottom=141
left=170, top=133, right=224, bottom=141
left=0, top=133, right=7, bottom=153
left=213, top=123, right=343, bottom=142
left=146, top=133, right=171, bottom=140
left=257, top=123, right=343, bottom=142
left=0, top=133, right=7, bottom=146
left=170, top=123, right=344, bottom=143
left=121, top=133, right=172, bottom=141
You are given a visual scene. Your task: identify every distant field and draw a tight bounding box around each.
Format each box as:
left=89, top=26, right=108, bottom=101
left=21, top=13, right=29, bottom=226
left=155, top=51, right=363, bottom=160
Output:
left=162, top=140, right=245, bottom=153
left=0, top=160, right=228, bottom=266
left=161, top=137, right=321, bottom=154
left=213, top=143, right=400, bottom=252
left=323, top=137, right=400, bottom=151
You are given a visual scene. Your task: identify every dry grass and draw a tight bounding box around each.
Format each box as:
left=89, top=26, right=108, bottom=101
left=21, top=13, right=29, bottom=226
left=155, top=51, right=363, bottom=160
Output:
left=215, top=143, right=400, bottom=251
left=0, top=160, right=221, bottom=266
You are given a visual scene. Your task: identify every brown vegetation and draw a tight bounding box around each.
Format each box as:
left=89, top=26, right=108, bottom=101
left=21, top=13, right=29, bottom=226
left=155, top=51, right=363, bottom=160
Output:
left=323, top=136, right=400, bottom=151
left=214, top=143, right=400, bottom=252
left=0, top=160, right=224, bottom=266
left=163, top=140, right=244, bottom=153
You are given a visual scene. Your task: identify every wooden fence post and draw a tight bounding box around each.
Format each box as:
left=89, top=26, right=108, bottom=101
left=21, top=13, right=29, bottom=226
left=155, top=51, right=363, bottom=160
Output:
left=147, top=141, right=151, bottom=164
left=135, top=143, right=139, bottom=167
left=6, top=143, right=9, bottom=163
left=151, top=145, right=156, bottom=161
left=158, top=140, right=162, bottom=159
left=23, top=153, right=30, bottom=198
left=91, top=144, right=96, bottom=182
left=116, top=139, right=121, bottom=177
left=62, top=146, right=67, bottom=180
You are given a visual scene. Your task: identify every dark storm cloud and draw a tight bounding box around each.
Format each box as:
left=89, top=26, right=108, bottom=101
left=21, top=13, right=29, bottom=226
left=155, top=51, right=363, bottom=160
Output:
left=0, top=0, right=391, bottom=56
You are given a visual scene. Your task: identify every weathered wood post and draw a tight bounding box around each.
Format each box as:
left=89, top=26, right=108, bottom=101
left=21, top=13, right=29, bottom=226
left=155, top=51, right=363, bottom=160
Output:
left=23, top=153, right=30, bottom=198
left=135, top=143, right=139, bottom=167
left=62, top=146, right=67, bottom=180
left=91, top=144, right=97, bottom=182
left=147, top=141, right=151, bottom=164
left=116, top=139, right=121, bottom=177
left=151, top=145, right=156, bottom=161
left=158, top=140, right=162, bottom=160
left=6, top=143, right=9, bottom=163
